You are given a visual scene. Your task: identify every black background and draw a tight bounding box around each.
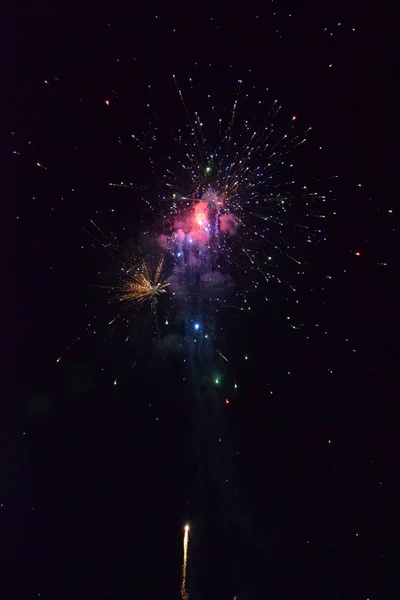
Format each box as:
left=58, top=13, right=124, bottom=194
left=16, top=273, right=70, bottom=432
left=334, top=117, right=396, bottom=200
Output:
left=5, top=2, right=398, bottom=598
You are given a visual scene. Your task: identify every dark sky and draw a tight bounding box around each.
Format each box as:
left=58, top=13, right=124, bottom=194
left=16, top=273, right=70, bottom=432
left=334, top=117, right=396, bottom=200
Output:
left=5, top=2, right=398, bottom=599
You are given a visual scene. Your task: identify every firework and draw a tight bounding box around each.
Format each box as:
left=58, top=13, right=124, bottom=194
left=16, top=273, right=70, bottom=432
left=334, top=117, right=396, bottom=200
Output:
left=85, top=220, right=171, bottom=312
left=118, top=255, right=170, bottom=308
left=128, top=76, right=330, bottom=307
left=60, top=77, right=332, bottom=381
left=181, top=524, right=190, bottom=600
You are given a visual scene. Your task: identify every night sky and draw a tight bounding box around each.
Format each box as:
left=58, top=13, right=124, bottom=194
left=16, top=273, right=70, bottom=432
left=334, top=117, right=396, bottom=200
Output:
left=6, top=3, right=398, bottom=599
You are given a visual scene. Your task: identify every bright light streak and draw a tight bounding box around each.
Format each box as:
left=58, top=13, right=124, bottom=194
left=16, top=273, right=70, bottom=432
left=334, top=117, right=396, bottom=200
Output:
left=216, top=349, right=228, bottom=362
left=181, top=524, right=190, bottom=600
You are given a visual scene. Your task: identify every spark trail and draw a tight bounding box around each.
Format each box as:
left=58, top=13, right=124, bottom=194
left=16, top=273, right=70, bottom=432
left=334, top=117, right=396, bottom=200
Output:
left=181, top=524, right=190, bottom=600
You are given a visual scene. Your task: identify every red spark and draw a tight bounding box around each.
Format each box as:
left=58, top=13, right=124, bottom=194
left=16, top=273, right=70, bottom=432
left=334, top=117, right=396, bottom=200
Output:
left=105, top=99, right=110, bottom=106
left=355, top=251, right=361, bottom=256
left=225, top=399, right=230, bottom=405
left=292, top=115, right=297, bottom=120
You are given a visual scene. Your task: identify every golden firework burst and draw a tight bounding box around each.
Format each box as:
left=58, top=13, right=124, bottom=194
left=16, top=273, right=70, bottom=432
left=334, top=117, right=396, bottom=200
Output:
left=119, top=255, right=170, bottom=306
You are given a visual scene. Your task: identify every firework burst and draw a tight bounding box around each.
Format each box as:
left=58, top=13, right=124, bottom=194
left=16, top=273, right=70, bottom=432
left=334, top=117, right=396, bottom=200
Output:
left=125, top=76, right=331, bottom=303
left=59, top=77, right=333, bottom=371
left=118, top=255, right=170, bottom=308
left=85, top=219, right=171, bottom=314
